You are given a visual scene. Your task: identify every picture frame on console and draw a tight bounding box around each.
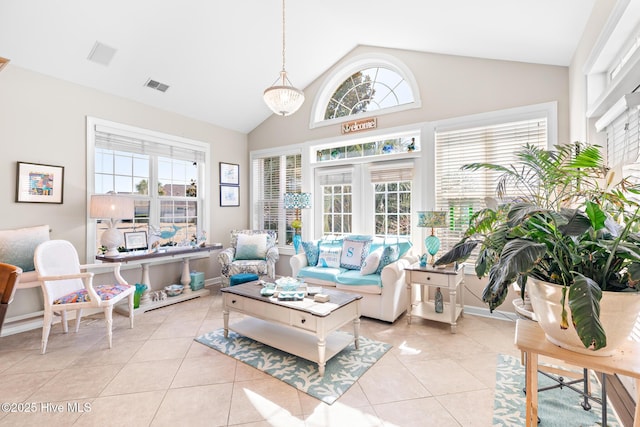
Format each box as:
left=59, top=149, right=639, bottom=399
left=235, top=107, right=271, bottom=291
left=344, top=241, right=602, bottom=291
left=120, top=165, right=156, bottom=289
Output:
left=124, top=231, right=148, bottom=251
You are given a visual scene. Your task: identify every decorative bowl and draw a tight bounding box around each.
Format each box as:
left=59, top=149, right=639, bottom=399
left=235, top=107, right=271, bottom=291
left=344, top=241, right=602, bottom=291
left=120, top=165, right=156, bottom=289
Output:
left=164, top=284, right=184, bottom=297
left=275, top=277, right=300, bottom=292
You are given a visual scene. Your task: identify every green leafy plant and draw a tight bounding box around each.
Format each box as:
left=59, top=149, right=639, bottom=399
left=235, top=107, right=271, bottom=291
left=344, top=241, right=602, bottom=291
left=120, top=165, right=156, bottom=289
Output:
left=435, top=142, right=640, bottom=350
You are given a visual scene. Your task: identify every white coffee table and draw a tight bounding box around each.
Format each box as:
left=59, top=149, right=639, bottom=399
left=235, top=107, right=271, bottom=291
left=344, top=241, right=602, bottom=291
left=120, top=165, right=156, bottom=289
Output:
left=221, top=283, right=362, bottom=376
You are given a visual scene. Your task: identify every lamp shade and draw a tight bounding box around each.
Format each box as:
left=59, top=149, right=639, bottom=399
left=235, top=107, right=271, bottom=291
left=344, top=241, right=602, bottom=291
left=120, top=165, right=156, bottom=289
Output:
left=417, top=211, right=447, bottom=228
left=90, top=194, right=135, bottom=220
left=283, top=192, right=312, bottom=209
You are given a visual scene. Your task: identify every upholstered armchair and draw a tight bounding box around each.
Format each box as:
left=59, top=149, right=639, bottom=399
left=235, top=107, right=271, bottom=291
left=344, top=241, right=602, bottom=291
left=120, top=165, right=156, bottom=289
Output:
left=218, top=230, right=279, bottom=286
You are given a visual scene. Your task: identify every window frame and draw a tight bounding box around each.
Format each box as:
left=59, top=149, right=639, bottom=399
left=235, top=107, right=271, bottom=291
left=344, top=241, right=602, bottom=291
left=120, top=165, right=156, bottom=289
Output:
left=250, top=145, right=305, bottom=254
left=310, top=53, right=422, bottom=129
left=86, top=116, right=210, bottom=261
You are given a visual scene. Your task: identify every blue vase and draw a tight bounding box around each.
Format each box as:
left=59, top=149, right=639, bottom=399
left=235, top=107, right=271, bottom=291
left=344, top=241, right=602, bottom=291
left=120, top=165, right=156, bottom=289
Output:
left=419, top=254, right=428, bottom=267
left=293, top=233, right=301, bottom=254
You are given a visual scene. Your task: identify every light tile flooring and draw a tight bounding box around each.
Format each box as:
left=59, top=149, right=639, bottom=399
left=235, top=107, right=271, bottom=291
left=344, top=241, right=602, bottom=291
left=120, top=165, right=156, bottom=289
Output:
left=0, top=286, right=520, bottom=427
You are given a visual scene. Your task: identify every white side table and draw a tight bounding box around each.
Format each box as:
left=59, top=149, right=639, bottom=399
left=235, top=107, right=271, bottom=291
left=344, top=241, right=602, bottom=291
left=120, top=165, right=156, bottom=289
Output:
left=405, top=263, right=464, bottom=333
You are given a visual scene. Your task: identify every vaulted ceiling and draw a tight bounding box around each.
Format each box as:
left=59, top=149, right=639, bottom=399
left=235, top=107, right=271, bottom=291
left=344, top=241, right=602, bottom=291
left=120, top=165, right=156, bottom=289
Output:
left=0, top=0, right=596, bottom=133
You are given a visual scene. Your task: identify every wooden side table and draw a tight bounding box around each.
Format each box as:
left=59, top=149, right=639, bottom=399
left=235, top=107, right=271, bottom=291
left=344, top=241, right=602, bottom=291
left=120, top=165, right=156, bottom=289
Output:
left=405, top=263, right=464, bottom=333
left=515, top=319, right=640, bottom=427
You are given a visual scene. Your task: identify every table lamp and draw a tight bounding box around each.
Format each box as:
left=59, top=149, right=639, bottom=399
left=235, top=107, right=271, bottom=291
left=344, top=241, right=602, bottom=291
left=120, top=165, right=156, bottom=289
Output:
left=417, top=211, right=447, bottom=265
left=283, top=192, right=312, bottom=253
left=90, top=193, right=135, bottom=256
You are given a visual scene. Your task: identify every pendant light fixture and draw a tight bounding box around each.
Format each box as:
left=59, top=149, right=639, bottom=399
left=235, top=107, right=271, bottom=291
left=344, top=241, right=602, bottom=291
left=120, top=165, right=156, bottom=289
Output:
left=263, top=0, right=304, bottom=116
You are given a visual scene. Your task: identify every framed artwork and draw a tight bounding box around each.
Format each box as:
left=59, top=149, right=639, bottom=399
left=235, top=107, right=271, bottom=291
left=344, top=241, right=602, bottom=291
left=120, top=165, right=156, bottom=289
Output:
left=124, top=231, right=148, bottom=250
left=220, top=162, right=239, bottom=185
left=15, top=161, right=65, bottom=204
left=220, top=185, right=239, bottom=207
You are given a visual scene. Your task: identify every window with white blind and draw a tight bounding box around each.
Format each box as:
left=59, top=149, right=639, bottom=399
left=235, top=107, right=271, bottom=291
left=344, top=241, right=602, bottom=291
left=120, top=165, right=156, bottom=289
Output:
left=607, top=103, right=640, bottom=168
left=317, top=167, right=353, bottom=236
left=252, top=152, right=302, bottom=247
left=435, top=117, right=548, bottom=255
left=371, top=162, right=413, bottom=237
left=315, top=160, right=415, bottom=239
left=87, top=117, right=209, bottom=256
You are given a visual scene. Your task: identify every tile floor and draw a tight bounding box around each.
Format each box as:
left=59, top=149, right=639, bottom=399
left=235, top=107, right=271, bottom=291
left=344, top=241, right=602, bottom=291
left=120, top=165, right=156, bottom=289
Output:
left=0, top=286, right=520, bottom=427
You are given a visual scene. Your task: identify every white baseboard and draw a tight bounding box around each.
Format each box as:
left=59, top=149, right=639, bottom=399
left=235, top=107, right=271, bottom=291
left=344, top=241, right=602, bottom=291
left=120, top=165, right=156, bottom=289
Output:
left=462, top=305, right=517, bottom=322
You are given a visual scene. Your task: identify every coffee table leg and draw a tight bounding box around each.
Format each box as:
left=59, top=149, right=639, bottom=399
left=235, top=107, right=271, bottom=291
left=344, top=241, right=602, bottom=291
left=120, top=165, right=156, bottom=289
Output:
left=317, top=337, right=326, bottom=377
left=223, top=308, right=229, bottom=338
left=353, top=317, right=360, bottom=349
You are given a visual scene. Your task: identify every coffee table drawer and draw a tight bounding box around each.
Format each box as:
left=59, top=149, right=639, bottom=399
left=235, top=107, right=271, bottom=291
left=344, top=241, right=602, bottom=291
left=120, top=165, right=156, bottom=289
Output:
left=224, top=293, right=244, bottom=310
left=290, top=311, right=317, bottom=331
left=264, top=303, right=290, bottom=323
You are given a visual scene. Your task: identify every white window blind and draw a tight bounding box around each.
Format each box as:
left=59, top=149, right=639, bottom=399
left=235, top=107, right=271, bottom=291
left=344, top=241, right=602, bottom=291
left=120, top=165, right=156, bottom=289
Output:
left=369, top=161, right=414, bottom=182
left=435, top=117, right=547, bottom=254
left=95, top=125, right=206, bottom=163
left=317, top=167, right=353, bottom=186
left=606, top=107, right=640, bottom=167
left=253, top=153, right=302, bottom=246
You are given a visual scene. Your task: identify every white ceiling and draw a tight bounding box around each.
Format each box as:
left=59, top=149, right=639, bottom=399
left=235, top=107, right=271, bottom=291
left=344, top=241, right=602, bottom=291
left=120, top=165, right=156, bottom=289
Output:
left=0, top=0, right=596, bottom=134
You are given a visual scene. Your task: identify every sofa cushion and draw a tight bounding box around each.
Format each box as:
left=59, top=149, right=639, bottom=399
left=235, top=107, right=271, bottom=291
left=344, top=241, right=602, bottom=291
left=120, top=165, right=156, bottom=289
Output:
left=360, top=247, right=383, bottom=275
left=317, top=241, right=342, bottom=268
left=301, top=240, right=320, bottom=266
left=235, top=233, right=268, bottom=260
left=376, top=244, right=401, bottom=274
left=369, top=238, right=412, bottom=259
left=340, top=237, right=372, bottom=270
left=297, top=266, right=346, bottom=282
left=335, top=270, right=383, bottom=295
left=0, top=224, right=50, bottom=272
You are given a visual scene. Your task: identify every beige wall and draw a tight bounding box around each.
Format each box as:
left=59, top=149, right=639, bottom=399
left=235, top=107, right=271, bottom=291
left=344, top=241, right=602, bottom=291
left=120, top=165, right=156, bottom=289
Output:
left=250, top=45, right=570, bottom=150
left=0, top=65, right=249, bottom=320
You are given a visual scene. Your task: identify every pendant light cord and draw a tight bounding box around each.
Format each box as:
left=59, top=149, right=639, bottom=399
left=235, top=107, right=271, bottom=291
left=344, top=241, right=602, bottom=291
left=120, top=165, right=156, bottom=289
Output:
left=281, top=0, right=286, bottom=76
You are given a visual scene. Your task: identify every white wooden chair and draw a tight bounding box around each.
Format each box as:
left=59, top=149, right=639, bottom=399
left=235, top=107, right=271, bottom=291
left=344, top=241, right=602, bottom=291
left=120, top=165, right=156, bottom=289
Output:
left=34, top=240, right=134, bottom=354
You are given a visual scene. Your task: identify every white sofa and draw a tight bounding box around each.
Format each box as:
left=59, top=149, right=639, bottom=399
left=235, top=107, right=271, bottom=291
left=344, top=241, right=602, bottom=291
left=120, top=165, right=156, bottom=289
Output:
left=290, top=237, right=418, bottom=323
left=0, top=225, right=50, bottom=335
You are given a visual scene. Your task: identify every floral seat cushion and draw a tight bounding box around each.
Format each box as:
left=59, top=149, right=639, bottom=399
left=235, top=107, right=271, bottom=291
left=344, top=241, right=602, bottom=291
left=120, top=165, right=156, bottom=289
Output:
left=53, top=284, right=132, bottom=304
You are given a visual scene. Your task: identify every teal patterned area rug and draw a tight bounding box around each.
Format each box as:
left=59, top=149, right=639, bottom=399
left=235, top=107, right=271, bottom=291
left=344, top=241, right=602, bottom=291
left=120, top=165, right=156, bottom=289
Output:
left=494, top=354, right=621, bottom=426
left=195, top=328, right=391, bottom=405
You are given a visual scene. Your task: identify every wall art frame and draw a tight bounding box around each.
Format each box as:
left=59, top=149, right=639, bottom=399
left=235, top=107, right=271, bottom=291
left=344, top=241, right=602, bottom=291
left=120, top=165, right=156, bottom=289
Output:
left=219, top=162, right=239, bottom=185
left=220, top=185, right=240, bottom=207
left=15, top=161, right=65, bottom=204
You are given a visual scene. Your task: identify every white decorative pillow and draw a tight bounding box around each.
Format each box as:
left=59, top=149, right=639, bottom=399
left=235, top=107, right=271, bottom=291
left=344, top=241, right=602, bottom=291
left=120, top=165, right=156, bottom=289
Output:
left=340, top=238, right=372, bottom=270
left=317, top=245, right=342, bottom=268
left=0, top=224, right=50, bottom=272
left=360, top=247, right=383, bottom=275
left=234, top=233, right=268, bottom=260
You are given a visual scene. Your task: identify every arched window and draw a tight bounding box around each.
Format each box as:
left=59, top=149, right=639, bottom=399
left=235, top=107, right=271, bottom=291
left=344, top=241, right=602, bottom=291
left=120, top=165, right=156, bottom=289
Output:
left=311, top=53, right=420, bottom=128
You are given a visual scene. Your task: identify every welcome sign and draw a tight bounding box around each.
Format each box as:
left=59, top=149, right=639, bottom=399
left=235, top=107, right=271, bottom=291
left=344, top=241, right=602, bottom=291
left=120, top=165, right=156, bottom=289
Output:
left=341, top=117, right=377, bottom=135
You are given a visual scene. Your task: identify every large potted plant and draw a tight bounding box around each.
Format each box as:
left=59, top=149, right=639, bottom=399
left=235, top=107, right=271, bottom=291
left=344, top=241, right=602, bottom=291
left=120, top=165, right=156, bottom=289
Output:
left=435, top=142, right=640, bottom=355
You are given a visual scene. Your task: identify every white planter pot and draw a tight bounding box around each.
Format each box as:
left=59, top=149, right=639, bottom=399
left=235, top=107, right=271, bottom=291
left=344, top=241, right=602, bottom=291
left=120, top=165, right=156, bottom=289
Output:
left=528, top=278, right=640, bottom=356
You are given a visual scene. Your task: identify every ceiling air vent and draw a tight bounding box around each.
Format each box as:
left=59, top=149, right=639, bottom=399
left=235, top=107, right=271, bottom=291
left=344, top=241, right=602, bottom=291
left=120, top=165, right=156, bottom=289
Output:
left=145, top=78, right=170, bottom=93
left=87, top=41, right=117, bottom=66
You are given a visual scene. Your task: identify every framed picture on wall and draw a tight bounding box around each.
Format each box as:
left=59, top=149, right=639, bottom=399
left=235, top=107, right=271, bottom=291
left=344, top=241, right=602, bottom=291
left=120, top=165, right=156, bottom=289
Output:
left=220, top=185, right=239, bottom=207
left=220, top=162, right=239, bottom=185
left=15, top=161, right=65, bottom=204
